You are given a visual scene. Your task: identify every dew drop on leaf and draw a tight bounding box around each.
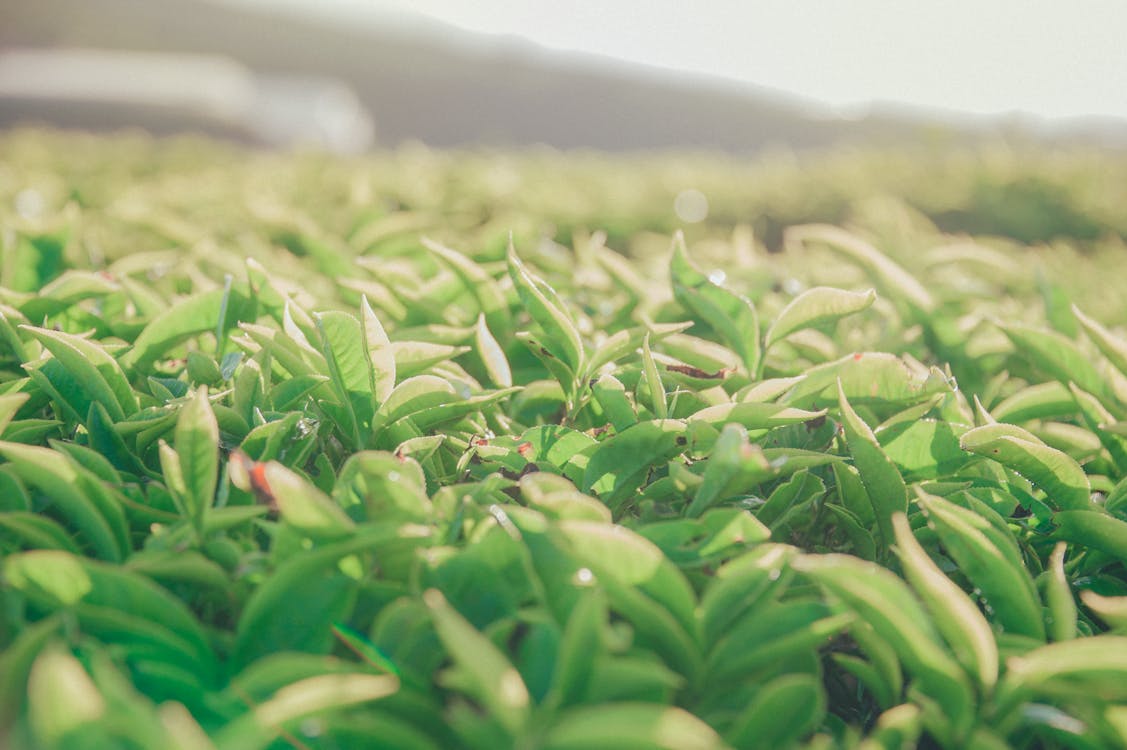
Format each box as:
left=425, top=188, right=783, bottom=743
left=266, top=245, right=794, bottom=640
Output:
left=575, top=567, right=595, bottom=585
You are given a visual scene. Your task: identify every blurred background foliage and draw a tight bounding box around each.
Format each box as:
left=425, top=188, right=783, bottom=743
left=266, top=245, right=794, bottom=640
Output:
left=3, top=128, right=1124, bottom=306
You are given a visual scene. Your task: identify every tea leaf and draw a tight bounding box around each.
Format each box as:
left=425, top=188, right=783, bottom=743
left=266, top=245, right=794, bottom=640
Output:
left=838, top=382, right=906, bottom=552
left=541, top=703, right=728, bottom=750
left=765, top=286, right=876, bottom=350
left=961, top=424, right=1093, bottom=511
left=583, top=420, right=688, bottom=509
left=174, top=386, right=219, bottom=536
left=917, top=491, right=1045, bottom=640
left=475, top=313, right=513, bottom=388
left=670, top=233, right=760, bottom=375
left=725, top=674, right=825, bottom=749
left=785, top=224, right=933, bottom=315
left=0, top=442, right=127, bottom=561
left=893, top=512, right=998, bottom=691
left=24, top=326, right=137, bottom=420
left=424, top=588, right=530, bottom=736
left=508, top=243, right=583, bottom=375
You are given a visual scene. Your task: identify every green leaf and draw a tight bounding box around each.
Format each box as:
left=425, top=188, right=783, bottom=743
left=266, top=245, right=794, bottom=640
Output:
left=0, top=305, right=29, bottom=362
left=125, top=549, right=229, bottom=591
left=1, top=417, right=62, bottom=445
left=639, top=509, right=770, bottom=569
left=0, top=441, right=127, bottom=561
left=587, top=322, right=694, bottom=376
left=1052, top=510, right=1127, bottom=564
left=475, top=313, right=512, bottom=388
left=848, top=621, right=904, bottom=710
left=961, top=424, right=1093, bottom=511
left=508, top=243, right=583, bottom=375
left=252, top=461, right=355, bottom=540
left=584, top=655, right=683, bottom=705
left=23, top=270, right=118, bottom=317
left=390, top=340, right=470, bottom=379
left=316, top=309, right=371, bottom=445
left=641, top=333, right=667, bottom=419
left=998, top=322, right=1105, bottom=396
left=591, top=374, right=637, bottom=432
left=705, top=599, right=851, bottom=685
left=0, top=615, right=61, bottom=729
left=359, top=295, right=396, bottom=401
left=4, top=550, right=212, bottom=667
left=334, top=450, right=433, bottom=523
left=516, top=424, right=597, bottom=471
left=1073, top=304, right=1127, bottom=377
left=582, top=419, right=688, bottom=509
left=1079, top=591, right=1127, bottom=632
left=0, top=512, right=81, bottom=553
left=519, top=475, right=611, bottom=523
left=519, top=330, right=580, bottom=397
left=893, top=512, right=998, bottom=692
left=26, top=644, right=106, bottom=747
left=725, top=674, right=825, bottom=749
left=159, top=440, right=188, bottom=512
left=1004, top=635, right=1127, bottom=702
left=23, top=325, right=137, bottom=420
left=186, top=350, right=223, bottom=385
left=556, top=520, right=698, bottom=639
left=231, top=531, right=406, bottom=669
left=688, top=401, right=826, bottom=431
left=424, top=588, right=530, bottom=737
left=316, top=310, right=370, bottom=399
left=422, top=236, right=510, bottom=340
left=838, top=381, right=906, bottom=552
left=784, top=352, right=951, bottom=409
left=329, top=623, right=401, bottom=677
left=239, top=322, right=317, bottom=381
left=372, top=375, right=457, bottom=433
left=833, top=655, right=893, bottom=712
left=1044, top=542, right=1077, bottom=642
left=123, top=288, right=228, bottom=369
left=698, top=544, right=793, bottom=646
left=670, top=232, right=760, bottom=375
left=757, top=469, right=824, bottom=529
left=268, top=373, right=329, bottom=412
left=215, top=673, right=399, bottom=750
left=917, top=491, right=1045, bottom=640
left=794, top=554, right=973, bottom=734
left=687, top=423, right=750, bottom=518
left=407, top=387, right=519, bottom=433
left=992, top=381, right=1076, bottom=424
left=0, top=392, right=29, bottom=435
left=174, top=386, right=219, bottom=536
left=541, top=703, right=729, bottom=750
left=1068, top=382, right=1127, bottom=472
left=879, top=419, right=969, bottom=481
left=863, top=704, right=923, bottom=750
left=548, top=588, right=606, bottom=708
left=765, top=286, right=876, bottom=350
left=86, top=401, right=142, bottom=474
left=785, top=224, right=933, bottom=315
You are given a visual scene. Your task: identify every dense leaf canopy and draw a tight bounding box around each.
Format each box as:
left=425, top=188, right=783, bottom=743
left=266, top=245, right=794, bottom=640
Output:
left=2, top=130, right=1127, bottom=749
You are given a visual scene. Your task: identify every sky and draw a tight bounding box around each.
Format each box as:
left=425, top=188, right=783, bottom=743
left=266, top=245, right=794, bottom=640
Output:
left=235, top=0, right=1127, bottom=121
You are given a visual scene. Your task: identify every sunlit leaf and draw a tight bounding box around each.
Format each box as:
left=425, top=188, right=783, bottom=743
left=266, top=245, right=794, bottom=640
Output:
left=765, top=286, right=876, bottom=350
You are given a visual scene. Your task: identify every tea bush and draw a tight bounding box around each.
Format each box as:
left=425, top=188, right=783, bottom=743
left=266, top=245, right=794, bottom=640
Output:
left=2, top=129, right=1127, bottom=749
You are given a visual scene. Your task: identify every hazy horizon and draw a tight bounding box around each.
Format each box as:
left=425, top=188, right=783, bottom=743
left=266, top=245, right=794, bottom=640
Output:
left=215, top=0, right=1127, bottom=125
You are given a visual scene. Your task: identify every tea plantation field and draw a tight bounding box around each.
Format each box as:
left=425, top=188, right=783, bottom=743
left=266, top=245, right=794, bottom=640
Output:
left=3, top=129, right=1127, bottom=749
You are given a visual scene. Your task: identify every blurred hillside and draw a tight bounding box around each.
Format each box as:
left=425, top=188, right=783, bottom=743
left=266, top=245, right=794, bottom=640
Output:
left=5, top=0, right=1120, bottom=152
